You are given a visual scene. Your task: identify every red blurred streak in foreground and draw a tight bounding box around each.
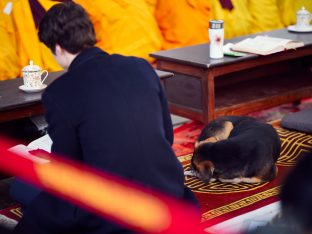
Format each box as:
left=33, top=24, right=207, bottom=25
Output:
left=0, top=137, right=209, bottom=234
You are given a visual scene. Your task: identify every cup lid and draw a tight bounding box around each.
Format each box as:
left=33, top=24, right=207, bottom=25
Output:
left=297, top=6, right=311, bottom=16
left=209, top=20, right=224, bottom=29
left=22, top=60, right=42, bottom=72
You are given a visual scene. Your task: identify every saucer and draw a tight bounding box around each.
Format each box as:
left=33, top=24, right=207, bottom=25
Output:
left=287, top=25, right=312, bottom=32
left=19, top=84, right=47, bottom=93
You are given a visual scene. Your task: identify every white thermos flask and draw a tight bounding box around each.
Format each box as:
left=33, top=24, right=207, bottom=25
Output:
left=209, top=20, right=224, bottom=59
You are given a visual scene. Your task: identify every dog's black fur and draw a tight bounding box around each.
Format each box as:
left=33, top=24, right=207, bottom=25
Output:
left=191, top=116, right=281, bottom=183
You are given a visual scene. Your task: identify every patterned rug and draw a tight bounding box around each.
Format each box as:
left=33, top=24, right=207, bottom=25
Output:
left=0, top=205, right=20, bottom=230
left=1, top=128, right=312, bottom=227
left=0, top=205, right=21, bottom=221
left=1, top=98, right=312, bottom=227
left=173, top=122, right=312, bottom=227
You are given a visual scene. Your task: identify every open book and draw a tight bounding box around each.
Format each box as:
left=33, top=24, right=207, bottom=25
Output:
left=8, top=134, right=52, bottom=164
left=231, top=35, right=304, bottom=55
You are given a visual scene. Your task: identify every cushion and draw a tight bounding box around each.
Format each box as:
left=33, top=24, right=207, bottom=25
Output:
left=281, top=108, right=312, bottom=134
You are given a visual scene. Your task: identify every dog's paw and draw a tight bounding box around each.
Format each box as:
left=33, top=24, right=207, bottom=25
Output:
left=218, top=178, right=243, bottom=183
left=184, top=170, right=197, bottom=177
left=209, top=178, right=217, bottom=182
left=241, top=177, right=263, bottom=183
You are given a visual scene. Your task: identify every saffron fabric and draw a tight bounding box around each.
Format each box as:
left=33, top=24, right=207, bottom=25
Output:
left=249, top=0, right=284, bottom=34
left=0, top=0, right=62, bottom=80
left=75, top=0, right=162, bottom=62
left=210, top=0, right=252, bottom=39
left=277, top=0, right=312, bottom=27
left=0, top=1, right=302, bottom=80
left=155, top=0, right=212, bottom=49
left=144, top=0, right=157, bottom=14
left=0, top=1, right=19, bottom=80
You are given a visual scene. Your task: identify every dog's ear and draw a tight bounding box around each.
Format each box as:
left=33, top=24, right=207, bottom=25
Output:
left=195, top=161, right=215, bottom=184
left=192, top=142, right=216, bottom=183
left=195, top=138, right=218, bottom=149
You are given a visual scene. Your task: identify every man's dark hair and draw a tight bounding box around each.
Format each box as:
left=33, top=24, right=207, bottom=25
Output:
left=38, top=2, right=96, bottom=54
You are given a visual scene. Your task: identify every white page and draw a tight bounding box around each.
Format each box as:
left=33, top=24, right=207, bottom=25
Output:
left=8, top=144, right=50, bottom=164
left=255, top=36, right=291, bottom=46
left=232, top=35, right=296, bottom=55
left=235, top=38, right=279, bottom=53
left=27, top=134, right=52, bottom=153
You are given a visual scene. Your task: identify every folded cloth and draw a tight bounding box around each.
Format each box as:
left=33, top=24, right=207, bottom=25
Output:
left=219, top=0, right=233, bottom=10
left=281, top=108, right=312, bottom=134
left=29, top=0, right=46, bottom=28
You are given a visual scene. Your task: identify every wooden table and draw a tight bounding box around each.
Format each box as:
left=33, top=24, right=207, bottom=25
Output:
left=0, top=71, right=63, bottom=123
left=0, top=69, right=173, bottom=123
left=150, top=29, right=312, bottom=123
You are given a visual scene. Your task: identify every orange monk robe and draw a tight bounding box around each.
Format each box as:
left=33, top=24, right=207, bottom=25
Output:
left=75, top=0, right=162, bottom=62
left=12, top=0, right=43, bottom=72
left=249, top=0, right=284, bottom=33
left=210, top=0, right=253, bottom=39
left=295, top=0, right=312, bottom=13
left=37, top=0, right=63, bottom=70
left=155, top=0, right=212, bottom=49
left=0, top=0, right=62, bottom=80
left=0, top=1, right=19, bottom=80
left=144, top=0, right=157, bottom=14
left=37, top=0, right=60, bottom=10
left=277, top=0, right=295, bottom=26
left=277, top=0, right=312, bottom=27
left=11, top=0, right=62, bottom=73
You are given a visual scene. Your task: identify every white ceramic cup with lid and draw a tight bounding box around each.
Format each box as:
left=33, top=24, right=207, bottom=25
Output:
left=22, top=61, right=48, bottom=88
left=296, top=7, right=312, bottom=29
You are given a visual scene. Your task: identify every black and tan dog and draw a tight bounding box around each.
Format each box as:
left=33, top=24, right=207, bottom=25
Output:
left=191, top=116, right=281, bottom=183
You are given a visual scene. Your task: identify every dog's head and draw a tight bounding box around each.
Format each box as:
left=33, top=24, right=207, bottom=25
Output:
left=191, top=142, right=215, bottom=183
left=191, top=120, right=233, bottom=183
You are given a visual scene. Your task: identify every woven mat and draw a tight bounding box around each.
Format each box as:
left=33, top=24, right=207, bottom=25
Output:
left=0, top=205, right=21, bottom=222
left=173, top=122, right=312, bottom=226
left=2, top=117, right=312, bottom=226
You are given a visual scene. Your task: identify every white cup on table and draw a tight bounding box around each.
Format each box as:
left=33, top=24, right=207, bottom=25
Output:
left=22, top=61, right=48, bottom=88
left=296, top=7, right=312, bottom=29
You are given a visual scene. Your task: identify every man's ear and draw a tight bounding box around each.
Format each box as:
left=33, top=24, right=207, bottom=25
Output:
left=54, top=44, right=63, bottom=55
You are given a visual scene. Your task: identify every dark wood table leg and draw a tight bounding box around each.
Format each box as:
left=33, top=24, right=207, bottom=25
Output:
left=204, top=71, right=216, bottom=123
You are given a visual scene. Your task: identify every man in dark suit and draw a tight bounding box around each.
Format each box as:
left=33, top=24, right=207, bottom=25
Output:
left=13, top=2, right=197, bottom=234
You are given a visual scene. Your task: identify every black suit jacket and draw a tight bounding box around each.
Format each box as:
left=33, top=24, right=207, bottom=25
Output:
left=14, top=47, right=196, bottom=234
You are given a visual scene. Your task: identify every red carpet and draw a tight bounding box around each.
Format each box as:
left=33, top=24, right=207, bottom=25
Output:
left=2, top=99, right=312, bottom=226
left=0, top=205, right=21, bottom=221
left=173, top=121, right=312, bottom=227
